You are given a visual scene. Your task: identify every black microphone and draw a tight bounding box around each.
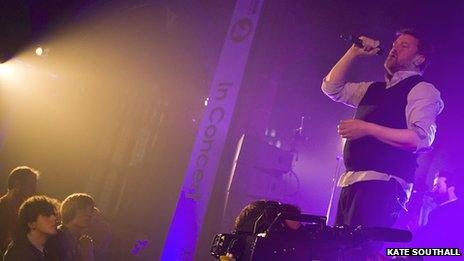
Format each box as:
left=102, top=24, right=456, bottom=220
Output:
left=340, top=34, right=384, bottom=55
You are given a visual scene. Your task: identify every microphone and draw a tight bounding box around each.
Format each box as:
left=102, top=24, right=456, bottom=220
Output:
left=340, top=34, right=384, bottom=55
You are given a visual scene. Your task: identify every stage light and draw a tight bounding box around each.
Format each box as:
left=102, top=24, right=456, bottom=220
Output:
left=35, top=46, right=49, bottom=57
left=0, top=61, right=24, bottom=85
left=35, top=47, right=44, bottom=56
left=0, top=62, right=14, bottom=76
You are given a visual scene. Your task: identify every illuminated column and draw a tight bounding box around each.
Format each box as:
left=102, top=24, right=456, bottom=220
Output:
left=161, top=0, right=263, bottom=259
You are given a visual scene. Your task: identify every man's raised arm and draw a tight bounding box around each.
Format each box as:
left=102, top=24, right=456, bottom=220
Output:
left=321, top=36, right=380, bottom=107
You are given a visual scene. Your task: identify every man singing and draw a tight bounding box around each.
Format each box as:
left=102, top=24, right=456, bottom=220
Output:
left=321, top=29, right=444, bottom=257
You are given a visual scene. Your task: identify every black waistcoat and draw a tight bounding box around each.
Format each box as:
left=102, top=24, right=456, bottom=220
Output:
left=343, top=75, right=425, bottom=183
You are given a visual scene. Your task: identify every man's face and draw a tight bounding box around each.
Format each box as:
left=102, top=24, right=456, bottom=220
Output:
left=13, top=176, right=37, bottom=199
left=71, top=205, right=95, bottom=229
left=30, top=214, right=58, bottom=236
left=432, top=176, right=449, bottom=204
left=384, top=34, right=423, bottom=74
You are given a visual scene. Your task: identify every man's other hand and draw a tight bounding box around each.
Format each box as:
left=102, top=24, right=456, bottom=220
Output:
left=338, top=119, right=372, bottom=140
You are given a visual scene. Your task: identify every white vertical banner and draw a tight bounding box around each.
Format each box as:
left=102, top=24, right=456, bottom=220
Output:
left=162, top=0, right=264, bottom=259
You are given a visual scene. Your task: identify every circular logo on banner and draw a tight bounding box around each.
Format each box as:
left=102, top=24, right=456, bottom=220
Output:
left=230, top=17, right=253, bottom=42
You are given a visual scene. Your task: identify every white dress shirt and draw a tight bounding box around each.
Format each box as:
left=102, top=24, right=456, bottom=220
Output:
left=321, top=70, right=444, bottom=199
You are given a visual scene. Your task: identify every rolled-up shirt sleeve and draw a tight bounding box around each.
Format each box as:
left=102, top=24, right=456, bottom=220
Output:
left=406, top=82, right=444, bottom=153
left=321, top=77, right=372, bottom=108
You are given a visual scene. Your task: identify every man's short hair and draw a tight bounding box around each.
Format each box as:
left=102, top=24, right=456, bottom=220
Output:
left=436, top=170, right=463, bottom=197
left=7, top=166, right=39, bottom=190
left=60, top=193, right=95, bottom=224
left=16, top=195, right=60, bottom=237
left=396, top=28, right=434, bottom=71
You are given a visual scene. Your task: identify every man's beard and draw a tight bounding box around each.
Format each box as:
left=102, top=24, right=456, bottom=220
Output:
left=384, top=57, right=399, bottom=74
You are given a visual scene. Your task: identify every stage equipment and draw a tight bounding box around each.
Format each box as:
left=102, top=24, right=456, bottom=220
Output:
left=221, top=134, right=294, bottom=231
left=211, top=211, right=412, bottom=260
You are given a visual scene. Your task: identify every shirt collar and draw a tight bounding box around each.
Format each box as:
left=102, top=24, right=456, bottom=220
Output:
left=384, top=70, right=422, bottom=88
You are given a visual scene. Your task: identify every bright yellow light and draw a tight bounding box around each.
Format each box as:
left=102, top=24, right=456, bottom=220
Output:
left=0, top=60, right=25, bottom=85
left=0, top=62, right=14, bottom=77
left=35, top=47, right=44, bottom=56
